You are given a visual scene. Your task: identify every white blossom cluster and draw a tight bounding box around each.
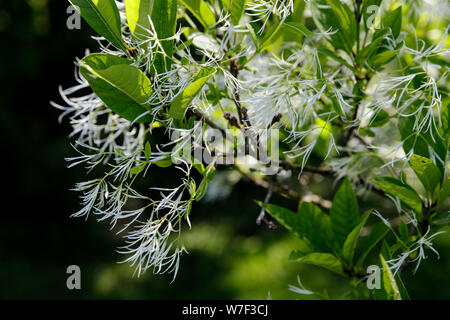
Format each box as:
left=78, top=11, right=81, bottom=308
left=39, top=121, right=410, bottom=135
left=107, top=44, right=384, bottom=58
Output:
left=54, top=0, right=449, bottom=278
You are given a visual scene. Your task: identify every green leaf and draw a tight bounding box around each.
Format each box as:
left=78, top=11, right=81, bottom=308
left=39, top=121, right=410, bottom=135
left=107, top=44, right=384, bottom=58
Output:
left=288, top=250, right=308, bottom=261
left=319, top=48, right=356, bottom=72
left=153, top=156, right=173, bottom=168
left=258, top=203, right=298, bottom=233
left=314, top=3, right=346, bottom=53
left=439, top=99, right=450, bottom=142
left=150, top=0, right=178, bottom=74
left=68, top=0, right=128, bottom=53
left=144, top=141, right=152, bottom=160
left=380, top=254, right=402, bottom=300
left=223, top=0, right=245, bottom=25
left=362, top=0, right=382, bottom=26
left=195, top=177, right=208, bottom=201
left=370, top=177, right=423, bottom=216
left=439, top=177, right=450, bottom=206
left=398, top=221, right=409, bottom=242
left=289, top=252, right=344, bottom=275
left=368, top=109, right=390, bottom=127
left=204, top=162, right=216, bottom=182
left=259, top=202, right=334, bottom=253
left=125, top=0, right=153, bottom=38
left=168, top=67, right=216, bottom=120
left=382, top=6, right=402, bottom=38
left=282, top=22, right=313, bottom=38
left=371, top=49, right=399, bottom=68
left=258, top=18, right=285, bottom=53
left=398, top=115, right=430, bottom=159
left=79, top=53, right=153, bottom=123
left=356, top=29, right=389, bottom=65
left=180, top=0, right=216, bottom=28
left=342, top=210, right=371, bottom=266
left=324, top=0, right=356, bottom=53
left=330, top=179, right=360, bottom=246
left=431, top=212, right=450, bottom=226
left=279, top=1, right=306, bottom=44
left=378, top=243, right=410, bottom=300
left=193, top=163, right=205, bottom=175
left=246, top=22, right=258, bottom=48
left=394, top=273, right=411, bottom=300
left=130, top=164, right=146, bottom=177
left=409, top=154, right=442, bottom=199
left=355, top=223, right=390, bottom=268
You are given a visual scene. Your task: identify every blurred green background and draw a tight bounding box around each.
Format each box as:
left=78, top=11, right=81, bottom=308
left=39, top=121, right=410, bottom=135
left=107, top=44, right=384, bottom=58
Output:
left=0, top=0, right=449, bottom=299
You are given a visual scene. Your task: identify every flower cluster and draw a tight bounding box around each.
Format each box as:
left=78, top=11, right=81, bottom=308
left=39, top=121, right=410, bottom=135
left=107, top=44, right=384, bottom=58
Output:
left=55, top=0, right=449, bottom=290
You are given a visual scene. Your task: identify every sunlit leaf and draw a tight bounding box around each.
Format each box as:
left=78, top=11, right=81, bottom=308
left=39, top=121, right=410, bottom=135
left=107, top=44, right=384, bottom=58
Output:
left=79, top=53, right=153, bottom=123
left=370, top=177, right=423, bottom=216
left=68, top=0, right=128, bottom=52
left=169, top=67, right=216, bottom=120
left=180, top=0, right=216, bottom=28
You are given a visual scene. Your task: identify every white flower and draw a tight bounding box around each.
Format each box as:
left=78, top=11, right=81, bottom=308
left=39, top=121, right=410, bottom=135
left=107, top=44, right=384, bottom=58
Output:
left=288, top=275, right=314, bottom=295
left=387, top=227, right=446, bottom=275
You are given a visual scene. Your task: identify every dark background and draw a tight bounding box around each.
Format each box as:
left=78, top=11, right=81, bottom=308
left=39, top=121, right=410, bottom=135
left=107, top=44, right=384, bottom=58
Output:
left=0, top=0, right=449, bottom=299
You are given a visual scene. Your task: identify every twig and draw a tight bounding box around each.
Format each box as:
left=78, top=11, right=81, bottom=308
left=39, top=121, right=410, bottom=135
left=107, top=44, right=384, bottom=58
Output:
left=343, top=103, right=360, bottom=146
left=187, top=108, right=226, bottom=136
left=256, top=179, right=277, bottom=229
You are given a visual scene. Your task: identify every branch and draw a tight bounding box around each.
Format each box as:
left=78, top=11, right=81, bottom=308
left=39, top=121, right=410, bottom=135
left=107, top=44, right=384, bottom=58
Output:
left=230, top=59, right=252, bottom=128
left=187, top=106, right=387, bottom=204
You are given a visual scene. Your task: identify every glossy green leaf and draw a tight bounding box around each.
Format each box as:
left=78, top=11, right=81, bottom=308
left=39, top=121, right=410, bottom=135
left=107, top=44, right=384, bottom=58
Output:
left=314, top=2, right=349, bottom=53
left=204, top=162, right=216, bottom=182
left=181, top=0, right=216, bottom=28
left=289, top=252, right=344, bottom=275
left=144, top=141, right=152, bottom=160
left=324, top=0, right=356, bottom=52
left=195, top=177, right=208, bottom=201
left=398, top=109, right=449, bottom=178
left=439, top=177, right=450, bottom=206
left=380, top=254, right=402, bottom=300
left=370, top=177, right=423, bottom=215
left=153, top=156, right=173, bottom=168
left=362, top=0, right=382, bottom=26
left=260, top=202, right=334, bottom=253
left=398, top=115, right=430, bottom=159
left=130, top=164, right=146, bottom=177
left=395, top=273, right=411, bottom=300
left=68, top=0, right=128, bottom=52
left=439, top=99, right=450, bottom=142
left=382, top=6, right=402, bottom=38
left=279, top=0, right=306, bottom=43
left=371, top=49, right=399, bottom=68
left=369, top=109, right=390, bottom=127
left=150, top=0, right=178, bottom=74
left=355, top=223, right=390, bottom=268
left=169, top=67, right=216, bottom=120
left=409, top=154, right=441, bottom=199
left=330, top=179, right=360, bottom=246
left=398, top=221, right=409, bottom=242
left=356, top=29, right=389, bottom=65
left=125, top=0, right=153, bottom=38
left=79, top=53, right=153, bottom=123
left=223, top=0, right=246, bottom=25
left=259, top=18, right=285, bottom=53
left=342, top=210, right=371, bottom=266
left=282, top=22, right=313, bottom=38
left=258, top=203, right=299, bottom=233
